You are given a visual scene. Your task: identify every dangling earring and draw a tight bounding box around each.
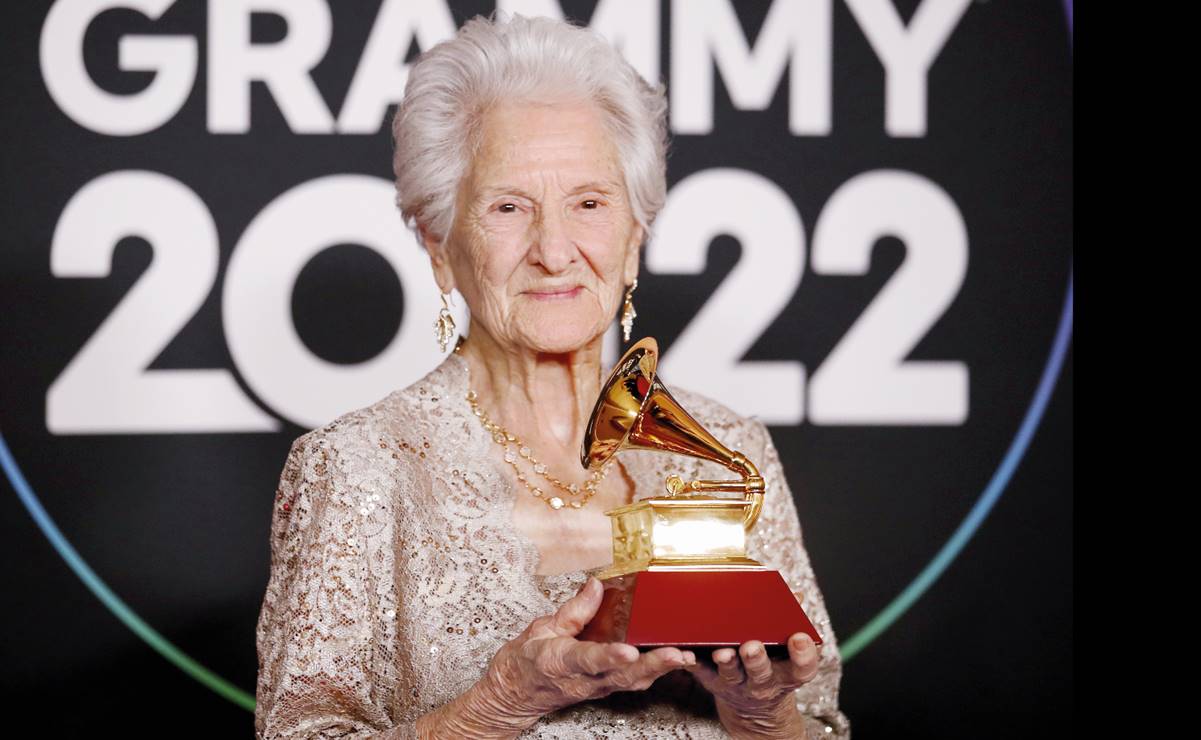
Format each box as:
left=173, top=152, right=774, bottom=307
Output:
left=434, top=292, right=456, bottom=352
left=620, top=279, right=638, bottom=342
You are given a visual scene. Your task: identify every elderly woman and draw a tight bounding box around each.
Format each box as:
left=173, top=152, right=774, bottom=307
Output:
left=255, top=13, right=848, bottom=740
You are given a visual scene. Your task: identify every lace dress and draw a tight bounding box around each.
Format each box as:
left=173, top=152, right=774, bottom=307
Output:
left=254, top=352, right=850, bottom=738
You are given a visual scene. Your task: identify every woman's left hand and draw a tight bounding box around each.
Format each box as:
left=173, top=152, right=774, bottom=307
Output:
left=684, top=632, right=821, bottom=736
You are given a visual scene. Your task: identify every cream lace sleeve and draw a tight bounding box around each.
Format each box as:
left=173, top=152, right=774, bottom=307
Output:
left=255, top=434, right=416, bottom=740
left=744, top=420, right=852, bottom=739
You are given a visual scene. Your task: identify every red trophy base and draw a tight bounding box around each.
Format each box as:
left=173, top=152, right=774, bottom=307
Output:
left=579, top=569, right=822, bottom=653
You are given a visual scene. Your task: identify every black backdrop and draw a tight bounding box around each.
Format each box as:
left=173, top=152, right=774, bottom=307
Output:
left=0, top=1, right=1072, bottom=736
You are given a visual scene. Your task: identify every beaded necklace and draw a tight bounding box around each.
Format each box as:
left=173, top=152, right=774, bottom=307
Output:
left=466, top=389, right=611, bottom=510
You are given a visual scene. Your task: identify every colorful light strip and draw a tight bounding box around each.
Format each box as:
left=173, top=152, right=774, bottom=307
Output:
left=840, top=0, right=1074, bottom=663
left=841, top=262, right=1073, bottom=660
left=0, top=431, right=256, bottom=710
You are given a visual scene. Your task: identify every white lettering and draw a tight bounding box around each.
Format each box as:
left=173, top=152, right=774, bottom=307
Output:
left=337, top=0, right=456, bottom=133
left=650, top=169, right=806, bottom=423
left=48, top=171, right=278, bottom=432
left=810, top=169, right=968, bottom=422
left=500, top=0, right=661, bottom=83
left=223, top=175, right=455, bottom=428
left=40, top=0, right=197, bottom=136
left=843, top=0, right=972, bottom=136
left=671, top=0, right=831, bottom=135
left=207, top=0, right=334, bottom=133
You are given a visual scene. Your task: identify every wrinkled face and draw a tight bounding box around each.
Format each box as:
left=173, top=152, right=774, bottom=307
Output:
left=424, top=100, right=643, bottom=355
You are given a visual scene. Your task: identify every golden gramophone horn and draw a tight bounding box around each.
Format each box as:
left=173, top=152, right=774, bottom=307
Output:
left=582, top=338, right=765, bottom=530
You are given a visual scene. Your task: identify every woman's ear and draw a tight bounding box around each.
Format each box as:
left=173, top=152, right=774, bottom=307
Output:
left=623, top=224, right=644, bottom=286
left=419, top=222, right=456, bottom=294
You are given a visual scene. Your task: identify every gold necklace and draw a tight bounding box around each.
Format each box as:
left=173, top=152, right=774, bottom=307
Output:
left=466, top=389, right=610, bottom=510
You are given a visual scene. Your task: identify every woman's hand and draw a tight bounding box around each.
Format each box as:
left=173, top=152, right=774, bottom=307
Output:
left=476, top=576, right=696, bottom=729
left=684, top=633, right=821, bottom=739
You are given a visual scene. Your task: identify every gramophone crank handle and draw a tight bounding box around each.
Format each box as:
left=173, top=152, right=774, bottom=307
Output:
left=663, top=475, right=765, bottom=531
left=664, top=475, right=747, bottom=495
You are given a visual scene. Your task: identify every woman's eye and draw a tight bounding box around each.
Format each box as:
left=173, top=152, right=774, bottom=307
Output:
left=497, top=203, right=518, bottom=214
left=581, top=199, right=600, bottom=210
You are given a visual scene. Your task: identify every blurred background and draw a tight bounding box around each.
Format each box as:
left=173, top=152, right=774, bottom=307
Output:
left=0, top=0, right=1072, bottom=736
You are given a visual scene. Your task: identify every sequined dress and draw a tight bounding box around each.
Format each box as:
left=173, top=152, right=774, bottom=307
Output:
left=255, top=353, right=850, bottom=738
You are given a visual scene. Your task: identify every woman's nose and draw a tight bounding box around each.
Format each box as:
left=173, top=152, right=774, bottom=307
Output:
left=529, top=209, right=576, bottom=273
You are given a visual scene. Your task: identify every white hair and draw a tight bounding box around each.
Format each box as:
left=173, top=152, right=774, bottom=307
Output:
left=390, top=12, right=669, bottom=245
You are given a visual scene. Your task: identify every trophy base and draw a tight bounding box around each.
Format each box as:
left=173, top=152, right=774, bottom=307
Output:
left=578, top=567, right=822, bottom=652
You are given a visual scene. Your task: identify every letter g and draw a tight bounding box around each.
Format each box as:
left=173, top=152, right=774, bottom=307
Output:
left=41, top=0, right=196, bottom=135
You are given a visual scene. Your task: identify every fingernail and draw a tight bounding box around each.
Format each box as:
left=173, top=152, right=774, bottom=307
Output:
left=745, top=644, right=762, bottom=658
left=683, top=651, right=696, bottom=666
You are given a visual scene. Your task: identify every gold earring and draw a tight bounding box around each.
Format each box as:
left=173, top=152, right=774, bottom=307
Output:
left=620, top=279, right=638, bottom=342
left=434, top=293, right=456, bottom=352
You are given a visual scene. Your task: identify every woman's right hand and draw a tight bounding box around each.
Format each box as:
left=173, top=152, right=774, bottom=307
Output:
left=478, top=576, right=696, bottom=725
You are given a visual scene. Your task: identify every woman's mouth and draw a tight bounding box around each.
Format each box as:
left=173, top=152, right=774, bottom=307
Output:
left=525, top=286, right=583, bottom=300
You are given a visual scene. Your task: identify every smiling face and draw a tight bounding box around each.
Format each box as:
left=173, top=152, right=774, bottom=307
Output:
left=423, top=100, right=643, bottom=356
